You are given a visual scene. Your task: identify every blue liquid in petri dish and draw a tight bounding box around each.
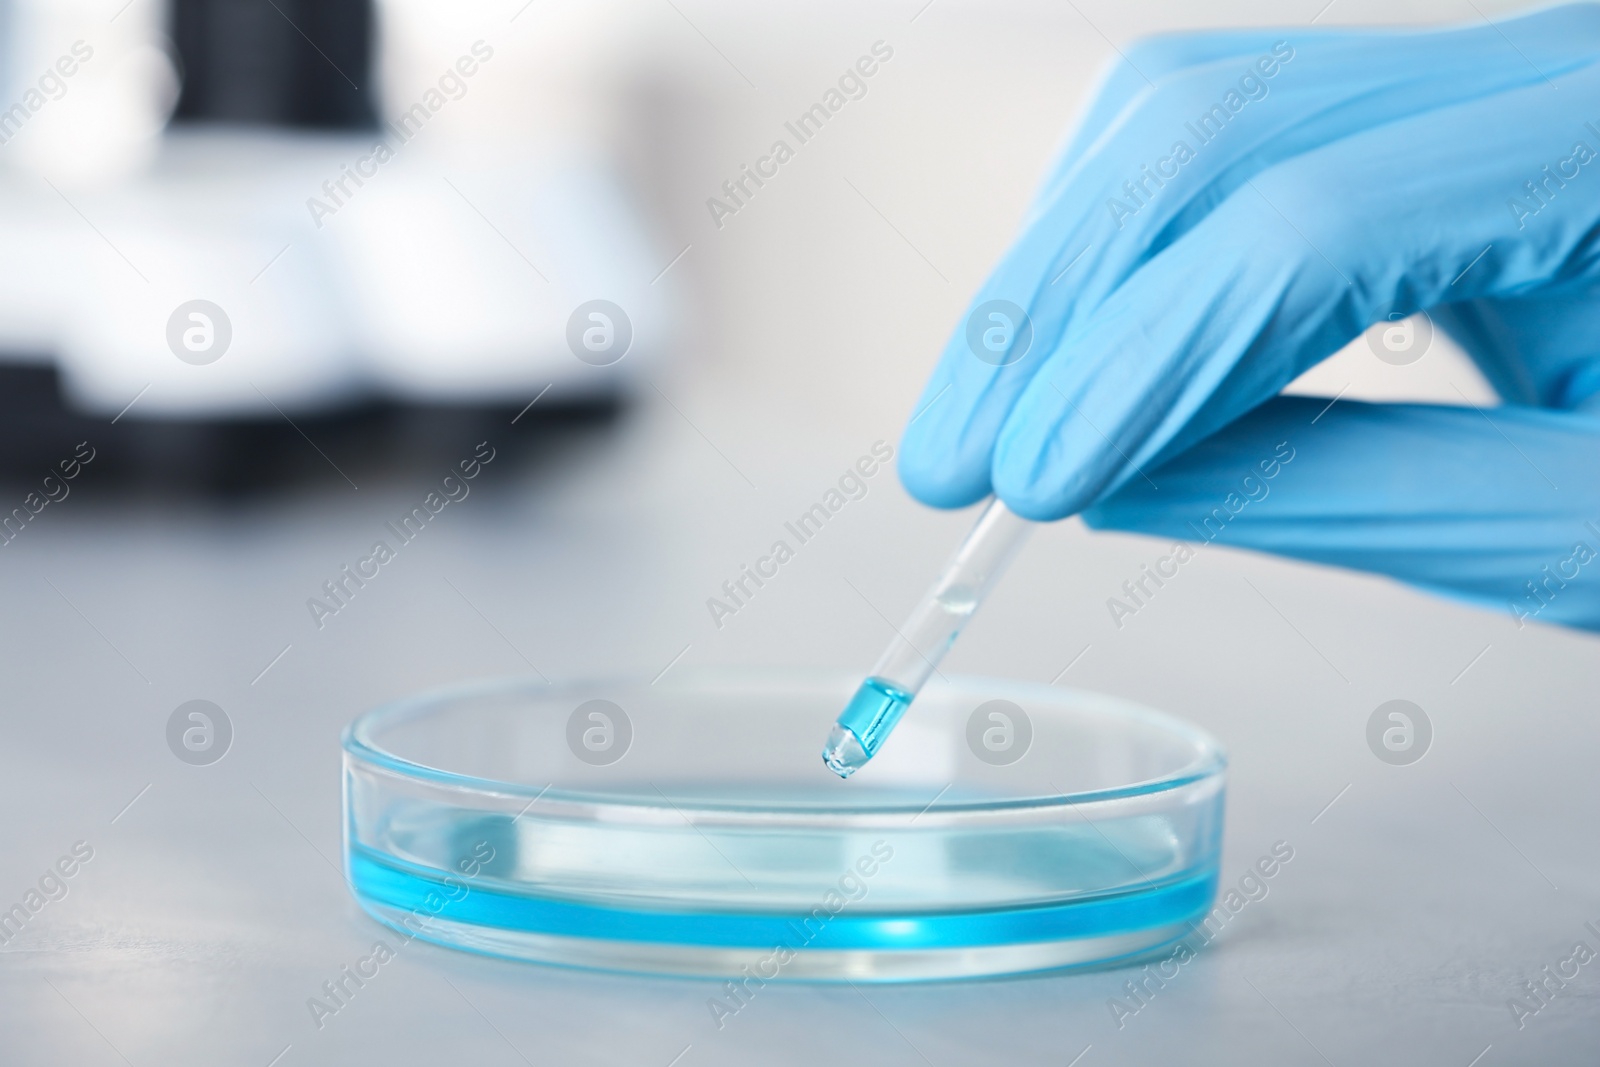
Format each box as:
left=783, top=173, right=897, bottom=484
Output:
left=823, top=676, right=913, bottom=777
left=347, top=841, right=1218, bottom=954
left=343, top=672, right=1227, bottom=981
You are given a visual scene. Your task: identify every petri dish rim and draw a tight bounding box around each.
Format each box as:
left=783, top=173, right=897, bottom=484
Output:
left=343, top=669, right=1227, bottom=818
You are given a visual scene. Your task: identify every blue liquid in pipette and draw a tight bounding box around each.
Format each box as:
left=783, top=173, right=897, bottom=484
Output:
left=822, top=676, right=913, bottom=778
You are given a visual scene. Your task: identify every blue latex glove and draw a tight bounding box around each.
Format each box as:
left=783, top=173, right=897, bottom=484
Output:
left=898, top=4, right=1600, bottom=630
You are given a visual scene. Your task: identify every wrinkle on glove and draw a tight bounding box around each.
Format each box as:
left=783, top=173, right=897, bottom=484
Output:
left=1085, top=397, right=1600, bottom=631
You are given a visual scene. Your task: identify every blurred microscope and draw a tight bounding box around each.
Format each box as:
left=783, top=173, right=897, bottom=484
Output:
left=0, top=0, right=667, bottom=483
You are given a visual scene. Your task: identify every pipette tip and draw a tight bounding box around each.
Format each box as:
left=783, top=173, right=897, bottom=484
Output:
left=823, top=676, right=914, bottom=779
left=821, top=724, right=869, bottom=779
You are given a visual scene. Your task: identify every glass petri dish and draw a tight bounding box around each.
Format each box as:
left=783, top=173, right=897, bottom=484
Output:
left=342, top=669, right=1225, bottom=982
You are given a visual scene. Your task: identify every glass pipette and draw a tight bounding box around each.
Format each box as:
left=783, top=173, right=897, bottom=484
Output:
left=822, top=498, right=1033, bottom=778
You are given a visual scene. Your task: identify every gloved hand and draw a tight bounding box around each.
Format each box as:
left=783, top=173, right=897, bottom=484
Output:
left=898, top=4, right=1600, bottom=630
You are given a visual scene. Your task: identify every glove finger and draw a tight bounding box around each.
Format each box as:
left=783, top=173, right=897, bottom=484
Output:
left=1084, top=396, right=1600, bottom=631
left=900, top=4, right=1600, bottom=509
left=1033, top=30, right=1347, bottom=206
left=991, top=61, right=1600, bottom=519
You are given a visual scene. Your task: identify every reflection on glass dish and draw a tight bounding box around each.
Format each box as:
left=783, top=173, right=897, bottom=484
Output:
left=343, top=669, right=1226, bottom=982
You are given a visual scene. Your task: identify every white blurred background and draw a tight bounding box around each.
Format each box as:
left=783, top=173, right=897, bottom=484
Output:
left=0, top=0, right=669, bottom=423
left=0, top=0, right=1497, bottom=432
